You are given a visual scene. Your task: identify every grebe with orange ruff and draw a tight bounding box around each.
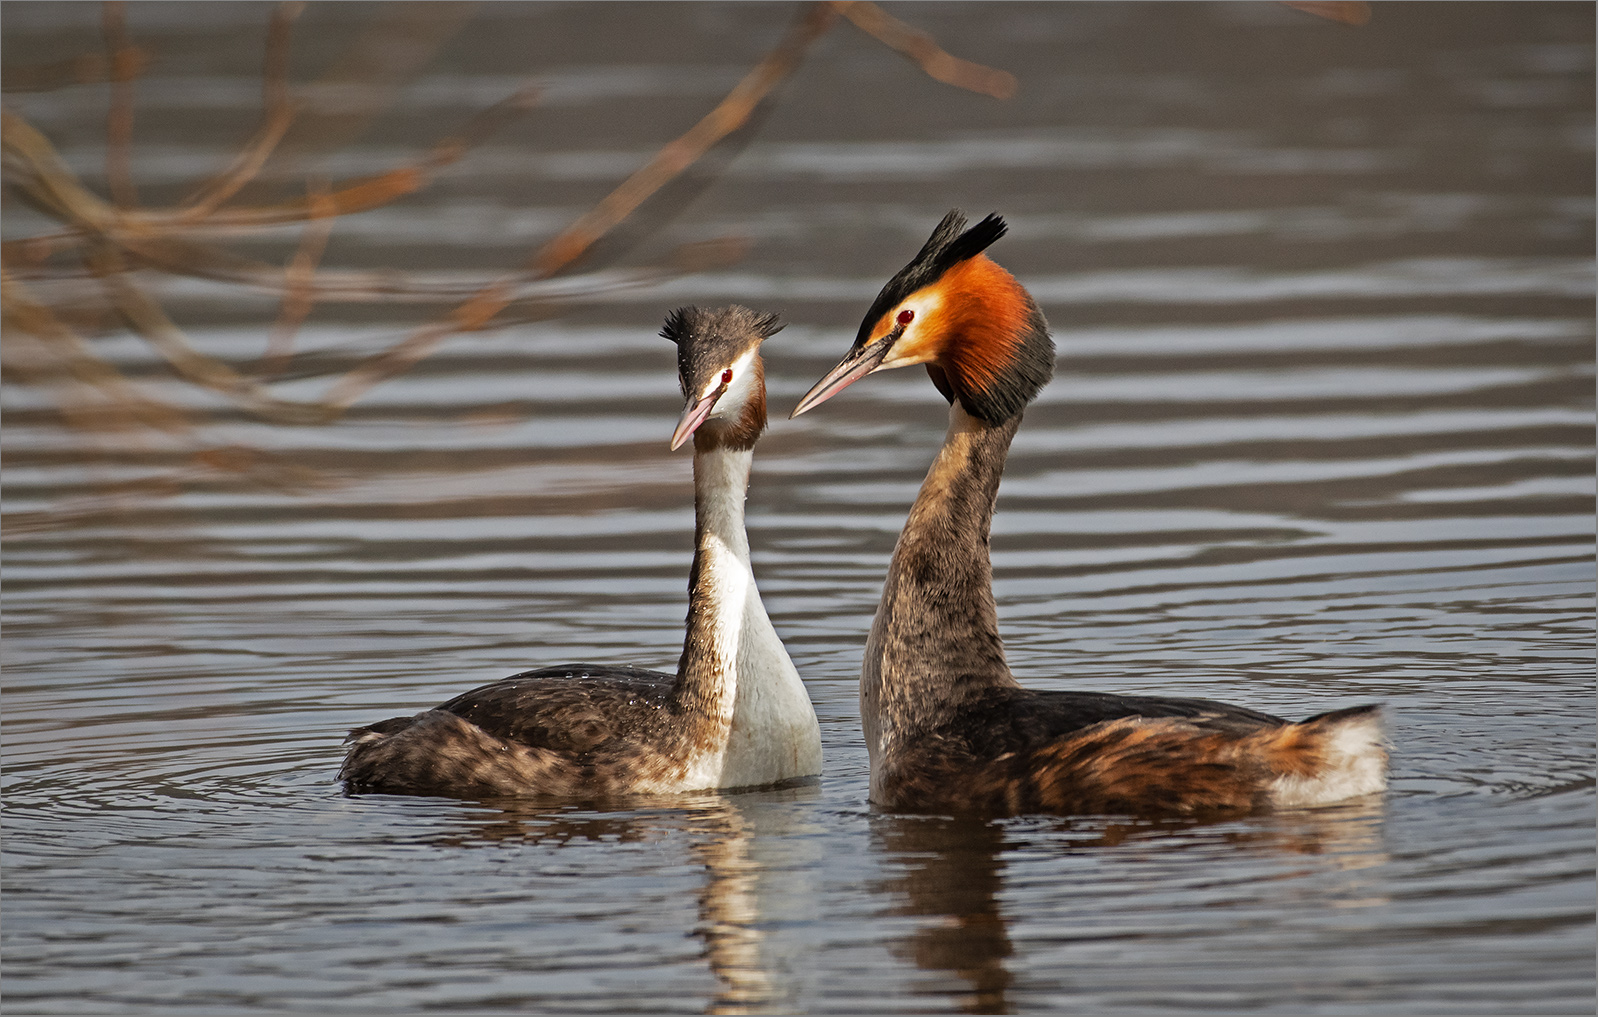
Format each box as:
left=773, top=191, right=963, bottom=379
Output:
left=792, top=211, right=1386, bottom=817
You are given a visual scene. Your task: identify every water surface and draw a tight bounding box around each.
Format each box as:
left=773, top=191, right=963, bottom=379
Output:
left=3, top=3, right=1593, bottom=1013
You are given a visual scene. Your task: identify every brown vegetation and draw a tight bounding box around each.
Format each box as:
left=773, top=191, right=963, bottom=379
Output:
left=1, top=0, right=1365, bottom=512
left=1, top=1, right=1014, bottom=499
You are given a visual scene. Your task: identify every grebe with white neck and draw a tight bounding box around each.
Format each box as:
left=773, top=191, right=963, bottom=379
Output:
left=340, top=306, right=822, bottom=798
left=792, top=211, right=1386, bottom=817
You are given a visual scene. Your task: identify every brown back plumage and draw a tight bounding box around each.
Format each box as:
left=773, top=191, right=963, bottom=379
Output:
left=879, top=704, right=1387, bottom=818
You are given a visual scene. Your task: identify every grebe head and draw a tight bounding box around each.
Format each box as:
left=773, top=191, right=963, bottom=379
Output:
left=791, top=210, right=1053, bottom=424
left=662, top=305, right=784, bottom=451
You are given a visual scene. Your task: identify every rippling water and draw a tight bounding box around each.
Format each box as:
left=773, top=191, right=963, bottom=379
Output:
left=3, top=3, right=1593, bottom=1013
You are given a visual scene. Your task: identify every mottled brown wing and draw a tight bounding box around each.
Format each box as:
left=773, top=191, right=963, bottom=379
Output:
left=883, top=709, right=1293, bottom=817
left=1005, top=707, right=1381, bottom=817
left=1017, top=716, right=1273, bottom=816
left=939, top=686, right=1285, bottom=758
left=435, top=664, right=676, bottom=755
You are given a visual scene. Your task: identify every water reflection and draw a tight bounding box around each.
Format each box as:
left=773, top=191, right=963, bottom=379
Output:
left=692, top=800, right=780, bottom=1016
left=406, top=788, right=819, bottom=1014
left=873, top=814, right=1015, bottom=1013
left=3, top=1, right=1590, bottom=1011
left=871, top=798, right=1389, bottom=1014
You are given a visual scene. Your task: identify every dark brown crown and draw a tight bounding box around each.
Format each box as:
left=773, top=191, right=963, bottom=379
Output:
left=662, top=305, right=782, bottom=451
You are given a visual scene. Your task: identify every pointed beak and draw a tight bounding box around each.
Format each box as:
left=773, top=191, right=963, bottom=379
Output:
left=670, top=391, right=720, bottom=450
left=789, top=334, right=896, bottom=418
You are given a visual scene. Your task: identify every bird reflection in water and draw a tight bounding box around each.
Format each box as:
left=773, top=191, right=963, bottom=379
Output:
left=871, top=797, right=1388, bottom=1014
left=691, top=801, right=779, bottom=1015
left=872, top=815, right=1015, bottom=1014
left=422, top=788, right=816, bottom=1014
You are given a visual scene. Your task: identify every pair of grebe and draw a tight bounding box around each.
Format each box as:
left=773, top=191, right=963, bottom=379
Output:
left=342, top=212, right=1386, bottom=815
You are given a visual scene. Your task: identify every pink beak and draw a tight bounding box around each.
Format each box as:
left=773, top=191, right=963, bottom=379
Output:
left=670, top=390, right=720, bottom=450
left=789, top=334, right=895, bottom=418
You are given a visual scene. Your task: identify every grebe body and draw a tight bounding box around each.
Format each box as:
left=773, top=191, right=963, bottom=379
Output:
left=793, top=211, right=1386, bottom=817
left=341, top=306, right=822, bottom=798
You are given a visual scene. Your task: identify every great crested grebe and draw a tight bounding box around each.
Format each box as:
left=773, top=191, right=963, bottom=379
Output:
left=341, top=306, right=822, bottom=798
left=792, top=211, right=1387, bottom=817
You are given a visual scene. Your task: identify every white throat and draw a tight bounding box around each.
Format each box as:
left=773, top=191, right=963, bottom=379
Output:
left=689, top=445, right=822, bottom=789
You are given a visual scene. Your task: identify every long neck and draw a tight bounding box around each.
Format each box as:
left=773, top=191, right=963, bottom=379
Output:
left=675, top=445, right=756, bottom=729
left=863, top=403, right=1022, bottom=746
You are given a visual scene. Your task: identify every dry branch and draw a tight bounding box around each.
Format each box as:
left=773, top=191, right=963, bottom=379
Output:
left=179, top=3, right=305, bottom=217
left=85, top=242, right=334, bottom=424
left=1, top=46, right=153, bottom=93
left=2, top=1, right=1022, bottom=510
left=261, top=176, right=335, bottom=376
left=530, top=2, right=841, bottom=279
left=2, top=269, right=191, bottom=435
left=832, top=2, right=1018, bottom=100
left=1280, top=2, right=1373, bottom=27
left=101, top=1, right=141, bottom=208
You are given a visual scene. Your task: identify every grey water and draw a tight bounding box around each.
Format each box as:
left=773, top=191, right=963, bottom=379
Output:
left=2, top=3, right=1593, bottom=1013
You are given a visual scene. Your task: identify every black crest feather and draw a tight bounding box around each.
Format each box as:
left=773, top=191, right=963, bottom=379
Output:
left=852, top=211, right=1052, bottom=424
left=854, top=210, right=1008, bottom=346
left=660, top=306, right=692, bottom=346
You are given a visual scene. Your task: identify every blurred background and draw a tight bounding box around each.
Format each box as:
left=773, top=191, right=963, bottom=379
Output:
left=3, top=3, right=1593, bottom=1013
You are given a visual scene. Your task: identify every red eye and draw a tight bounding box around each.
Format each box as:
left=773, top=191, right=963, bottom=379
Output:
left=896, top=309, right=915, bottom=327
left=721, top=369, right=733, bottom=384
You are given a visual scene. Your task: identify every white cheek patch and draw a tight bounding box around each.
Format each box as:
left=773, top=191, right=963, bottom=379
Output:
left=704, top=347, right=760, bottom=418
left=879, top=291, right=944, bottom=369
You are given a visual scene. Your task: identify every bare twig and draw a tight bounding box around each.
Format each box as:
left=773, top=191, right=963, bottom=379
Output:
left=5, top=0, right=1025, bottom=451
left=315, top=3, right=841, bottom=414
left=3, top=82, right=540, bottom=256
left=261, top=2, right=301, bottom=117
left=8, top=228, right=739, bottom=310
left=2, top=109, right=122, bottom=233
left=2, top=78, right=540, bottom=306
left=530, top=2, right=841, bottom=279
left=179, top=2, right=306, bottom=218
left=101, top=1, right=140, bottom=208
left=832, top=1, right=1018, bottom=100
left=86, top=242, right=333, bottom=424
left=1279, top=2, right=1372, bottom=27
left=2, top=269, right=190, bottom=434
left=261, top=176, right=334, bottom=376
left=0, top=47, right=152, bottom=93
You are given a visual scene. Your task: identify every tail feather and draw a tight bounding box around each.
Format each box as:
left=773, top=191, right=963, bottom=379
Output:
left=1267, top=704, right=1388, bottom=808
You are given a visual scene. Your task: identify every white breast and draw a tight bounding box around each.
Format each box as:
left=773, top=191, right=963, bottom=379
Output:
left=718, top=577, right=823, bottom=788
